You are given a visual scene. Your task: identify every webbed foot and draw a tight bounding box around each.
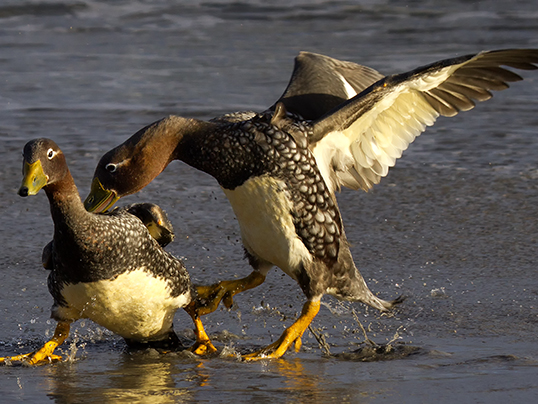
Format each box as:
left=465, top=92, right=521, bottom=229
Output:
left=195, top=271, right=266, bottom=316
left=242, top=300, right=320, bottom=361
left=0, top=321, right=70, bottom=366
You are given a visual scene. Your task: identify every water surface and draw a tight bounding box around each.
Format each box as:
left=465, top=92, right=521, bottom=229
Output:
left=1, top=1, right=538, bottom=402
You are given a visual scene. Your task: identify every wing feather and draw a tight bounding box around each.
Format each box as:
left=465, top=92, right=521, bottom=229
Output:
left=310, top=49, right=538, bottom=193
left=273, top=51, right=384, bottom=120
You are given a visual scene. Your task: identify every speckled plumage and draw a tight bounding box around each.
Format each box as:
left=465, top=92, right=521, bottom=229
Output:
left=115, top=202, right=175, bottom=247
left=96, top=110, right=390, bottom=307
left=204, top=111, right=380, bottom=303
left=84, top=49, right=538, bottom=358
left=21, top=138, right=193, bottom=345
left=48, top=207, right=188, bottom=305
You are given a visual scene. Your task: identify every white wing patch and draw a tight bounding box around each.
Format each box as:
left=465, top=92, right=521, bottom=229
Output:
left=348, top=89, right=440, bottom=175
left=311, top=130, right=354, bottom=193
left=337, top=72, right=359, bottom=99
left=311, top=49, right=538, bottom=193
left=312, top=63, right=468, bottom=193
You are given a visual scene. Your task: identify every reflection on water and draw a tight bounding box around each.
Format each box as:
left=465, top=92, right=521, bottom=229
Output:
left=271, top=359, right=324, bottom=401
left=45, top=352, right=206, bottom=404
left=39, top=345, right=410, bottom=403
left=44, top=352, right=382, bottom=403
left=266, top=357, right=395, bottom=402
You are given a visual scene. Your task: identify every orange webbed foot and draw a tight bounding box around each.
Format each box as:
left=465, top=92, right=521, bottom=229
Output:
left=1, top=321, right=70, bottom=366
left=242, top=300, right=320, bottom=361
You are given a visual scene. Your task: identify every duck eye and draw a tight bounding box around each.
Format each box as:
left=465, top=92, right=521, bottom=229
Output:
left=47, top=148, right=56, bottom=160
left=105, top=163, right=117, bottom=173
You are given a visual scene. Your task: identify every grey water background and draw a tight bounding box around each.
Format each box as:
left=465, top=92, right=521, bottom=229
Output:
left=1, top=0, right=538, bottom=402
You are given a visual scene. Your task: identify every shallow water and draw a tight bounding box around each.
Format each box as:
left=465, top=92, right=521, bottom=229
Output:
left=1, top=0, right=538, bottom=402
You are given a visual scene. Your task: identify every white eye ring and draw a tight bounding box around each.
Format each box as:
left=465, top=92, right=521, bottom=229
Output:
left=47, top=148, right=57, bottom=160
left=105, top=163, right=117, bottom=173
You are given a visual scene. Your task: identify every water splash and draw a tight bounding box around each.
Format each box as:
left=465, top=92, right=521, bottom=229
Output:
left=219, top=342, right=241, bottom=360
left=307, top=325, right=331, bottom=356
left=431, top=287, right=448, bottom=298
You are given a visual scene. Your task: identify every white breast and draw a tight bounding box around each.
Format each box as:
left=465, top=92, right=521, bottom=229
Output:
left=222, top=175, right=312, bottom=279
left=54, top=269, right=190, bottom=341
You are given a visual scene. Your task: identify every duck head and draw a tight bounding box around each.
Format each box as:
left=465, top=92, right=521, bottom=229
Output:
left=83, top=135, right=148, bottom=213
left=84, top=118, right=183, bottom=213
left=19, top=138, right=68, bottom=197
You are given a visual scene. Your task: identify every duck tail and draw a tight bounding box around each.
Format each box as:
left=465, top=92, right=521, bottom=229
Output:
left=349, top=268, right=406, bottom=312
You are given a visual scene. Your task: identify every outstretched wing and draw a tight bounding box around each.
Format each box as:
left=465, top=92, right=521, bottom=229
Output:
left=272, top=51, right=384, bottom=120
left=310, top=49, right=538, bottom=193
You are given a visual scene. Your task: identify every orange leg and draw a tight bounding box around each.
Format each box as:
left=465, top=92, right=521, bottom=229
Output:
left=242, top=300, right=321, bottom=361
left=184, top=303, right=217, bottom=355
left=185, top=271, right=265, bottom=356
left=0, top=321, right=70, bottom=366
left=195, top=271, right=266, bottom=316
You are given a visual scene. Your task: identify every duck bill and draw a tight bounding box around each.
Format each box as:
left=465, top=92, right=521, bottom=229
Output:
left=19, top=160, right=47, bottom=196
left=84, top=177, right=119, bottom=213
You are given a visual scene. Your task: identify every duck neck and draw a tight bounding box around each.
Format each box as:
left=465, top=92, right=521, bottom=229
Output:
left=169, top=117, right=216, bottom=166
left=140, top=115, right=255, bottom=189
left=121, top=116, right=216, bottom=188
left=44, top=170, right=88, bottom=233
